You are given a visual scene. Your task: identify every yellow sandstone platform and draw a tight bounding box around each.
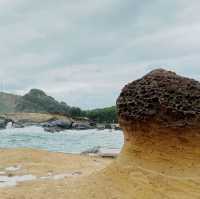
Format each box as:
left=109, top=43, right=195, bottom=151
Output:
left=0, top=148, right=112, bottom=199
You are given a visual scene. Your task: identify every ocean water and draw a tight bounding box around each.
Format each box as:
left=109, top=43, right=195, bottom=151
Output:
left=0, top=126, right=123, bottom=153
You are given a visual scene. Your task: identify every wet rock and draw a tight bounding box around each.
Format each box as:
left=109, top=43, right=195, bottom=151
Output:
left=42, top=120, right=72, bottom=132
left=81, top=146, right=101, bottom=155
left=44, top=127, right=63, bottom=133
left=46, top=120, right=72, bottom=128
left=72, top=122, right=92, bottom=130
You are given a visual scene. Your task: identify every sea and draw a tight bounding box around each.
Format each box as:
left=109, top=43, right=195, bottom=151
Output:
left=0, top=126, right=123, bottom=154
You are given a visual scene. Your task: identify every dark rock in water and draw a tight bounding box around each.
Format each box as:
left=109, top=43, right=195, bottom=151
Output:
left=96, top=124, right=105, bottom=130
left=117, top=69, right=200, bottom=129
left=81, top=146, right=101, bottom=155
left=0, top=119, right=7, bottom=129
left=42, top=120, right=72, bottom=132
left=72, top=122, right=92, bottom=130
left=105, top=124, right=112, bottom=129
left=43, top=120, right=72, bottom=128
left=44, top=126, right=63, bottom=133
left=50, top=120, right=72, bottom=129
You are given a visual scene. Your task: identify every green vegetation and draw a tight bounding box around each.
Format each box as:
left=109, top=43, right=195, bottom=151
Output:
left=15, top=89, right=70, bottom=115
left=0, top=89, right=117, bottom=123
left=84, top=106, right=117, bottom=123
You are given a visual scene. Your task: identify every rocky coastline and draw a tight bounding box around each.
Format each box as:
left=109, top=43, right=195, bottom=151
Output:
left=0, top=112, right=121, bottom=133
left=0, top=69, right=199, bottom=199
left=63, top=69, right=200, bottom=199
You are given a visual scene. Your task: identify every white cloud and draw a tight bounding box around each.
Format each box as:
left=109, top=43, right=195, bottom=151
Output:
left=0, top=0, right=199, bottom=109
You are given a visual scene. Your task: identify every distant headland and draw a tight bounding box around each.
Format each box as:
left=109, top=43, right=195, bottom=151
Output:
left=0, top=89, right=119, bottom=132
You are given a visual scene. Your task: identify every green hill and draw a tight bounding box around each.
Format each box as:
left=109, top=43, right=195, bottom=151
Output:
left=84, top=106, right=117, bottom=123
left=15, top=89, right=70, bottom=115
left=0, top=89, right=117, bottom=123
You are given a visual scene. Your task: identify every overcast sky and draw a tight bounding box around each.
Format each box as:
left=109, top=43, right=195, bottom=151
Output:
left=0, top=0, right=200, bottom=109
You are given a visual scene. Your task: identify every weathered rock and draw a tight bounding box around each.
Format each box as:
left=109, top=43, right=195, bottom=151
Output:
left=112, top=69, right=200, bottom=198
left=68, top=69, right=200, bottom=199
left=117, top=69, right=200, bottom=129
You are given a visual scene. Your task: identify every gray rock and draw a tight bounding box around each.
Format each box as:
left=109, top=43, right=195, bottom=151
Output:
left=43, top=120, right=72, bottom=133
left=44, top=127, right=63, bottom=133
left=72, top=122, right=92, bottom=130
left=0, top=119, right=7, bottom=129
left=43, top=120, right=72, bottom=129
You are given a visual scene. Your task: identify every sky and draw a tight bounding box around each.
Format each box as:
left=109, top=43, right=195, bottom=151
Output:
left=0, top=0, right=200, bottom=109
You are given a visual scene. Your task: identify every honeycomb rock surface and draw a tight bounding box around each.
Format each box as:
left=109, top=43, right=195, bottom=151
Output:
left=117, top=69, right=200, bottom=128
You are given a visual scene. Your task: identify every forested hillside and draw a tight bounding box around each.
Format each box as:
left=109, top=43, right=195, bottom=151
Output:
left=0, top=89, right=117, bottom=123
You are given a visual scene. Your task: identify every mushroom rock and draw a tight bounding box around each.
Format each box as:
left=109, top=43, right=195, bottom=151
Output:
left=69, top=69, right=200, bottom=199
left=117, top=69, right=200, bottom=130
left=115, top=69, right=200, bottom=198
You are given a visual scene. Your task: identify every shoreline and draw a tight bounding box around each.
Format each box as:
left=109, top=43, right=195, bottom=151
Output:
left=0, top=126, right=123, bottom=155
left=0, top=146, right=120, bottom=158
left=0, top=112, right=121, bottom=132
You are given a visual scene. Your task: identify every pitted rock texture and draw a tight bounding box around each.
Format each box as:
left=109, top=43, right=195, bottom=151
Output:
left=117, top=69, right=200, bottom=128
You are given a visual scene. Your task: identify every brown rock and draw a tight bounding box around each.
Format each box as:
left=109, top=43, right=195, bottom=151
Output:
left=71, top=69, right=200, bottom=199
left=117, top=69, right=200, bottom=130
left=70, top=69, right=200, bottom=199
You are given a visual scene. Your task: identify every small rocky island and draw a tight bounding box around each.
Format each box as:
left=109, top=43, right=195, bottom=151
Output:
left=0, top=89, right=120, bottom=132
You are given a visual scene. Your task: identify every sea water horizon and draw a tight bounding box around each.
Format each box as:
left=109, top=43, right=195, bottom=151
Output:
left=0, top=126, right=123, bottom=154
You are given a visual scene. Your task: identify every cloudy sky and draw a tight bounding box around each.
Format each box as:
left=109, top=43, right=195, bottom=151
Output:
left=0, top=0, right=200, bottom=109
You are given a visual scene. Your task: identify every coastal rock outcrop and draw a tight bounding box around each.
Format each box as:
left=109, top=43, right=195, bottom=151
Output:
left=69, top=69, right=200, bottom=199
left=115, top=69, right=200, bottom=198
left=117, top=69, right=200, bottom=129
left=1, top=69, right=199, bottom=199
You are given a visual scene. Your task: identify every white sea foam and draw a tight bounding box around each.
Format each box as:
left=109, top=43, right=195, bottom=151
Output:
left=0, top=172, right=83, bottom=188
left=0, top=126, right=123, bottom=154
left=0, top=175, right=36, bottom=188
